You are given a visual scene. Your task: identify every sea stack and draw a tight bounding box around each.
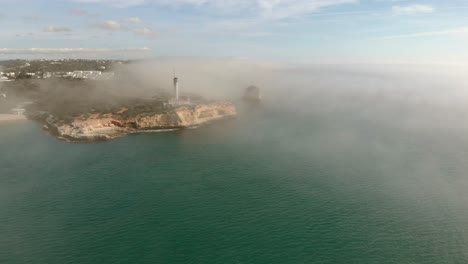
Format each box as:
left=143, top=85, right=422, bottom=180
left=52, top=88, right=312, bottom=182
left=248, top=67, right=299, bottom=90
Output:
left=243, top=85, right=261, bottom=102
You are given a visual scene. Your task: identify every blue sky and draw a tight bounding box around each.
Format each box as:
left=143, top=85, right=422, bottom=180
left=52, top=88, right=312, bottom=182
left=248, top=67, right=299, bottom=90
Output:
left=0, top=0, right=467, bottom=63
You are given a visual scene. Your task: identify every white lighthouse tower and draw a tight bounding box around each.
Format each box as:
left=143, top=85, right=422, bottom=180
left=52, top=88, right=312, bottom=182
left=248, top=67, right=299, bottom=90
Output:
left=173, top=73, right=179, bottom=101
left=166, top=71, right=190, bottom=107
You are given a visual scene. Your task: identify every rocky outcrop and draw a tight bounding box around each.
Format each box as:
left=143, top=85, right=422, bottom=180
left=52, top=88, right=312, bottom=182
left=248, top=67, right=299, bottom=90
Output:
left=35, top=101, right=237, bottom=142
left=243, top=85, right=261, bottom=102
left=55, top=118, right=129, bottom=141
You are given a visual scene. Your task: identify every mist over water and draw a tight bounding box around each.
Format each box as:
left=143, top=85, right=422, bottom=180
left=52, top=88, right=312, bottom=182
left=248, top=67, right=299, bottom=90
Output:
left=2, top=60, right=468, bottom=263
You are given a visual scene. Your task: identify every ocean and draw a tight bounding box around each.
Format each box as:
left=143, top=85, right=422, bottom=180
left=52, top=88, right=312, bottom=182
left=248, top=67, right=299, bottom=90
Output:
left=1, top=67, right=468, bottom=263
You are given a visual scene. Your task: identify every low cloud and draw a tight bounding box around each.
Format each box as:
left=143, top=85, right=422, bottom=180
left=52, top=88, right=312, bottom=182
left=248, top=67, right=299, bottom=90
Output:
left=123, top=17, right=145, bottom=24
left=0, top=47, right=151, bottom=55
left=134, top=28, right=157, bottom=36
left=378, top=27, right=468, bottom=40
left=70, top=8, right=98, bottom=18
left=23, top=15, right=42, bottom=21
left=392, top=5, right=434, bottom=15
left=95, top=20, right=125, bottom=30
left=44, top=26, right=72, bottom=33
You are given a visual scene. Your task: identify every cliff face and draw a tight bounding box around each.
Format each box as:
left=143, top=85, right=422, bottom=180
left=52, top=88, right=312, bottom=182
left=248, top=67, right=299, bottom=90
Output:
left=54, top=118, right=128, bottom=141
left=41, top=101, right=236, bottom=141
left=133, top=102, right=237, bottom=129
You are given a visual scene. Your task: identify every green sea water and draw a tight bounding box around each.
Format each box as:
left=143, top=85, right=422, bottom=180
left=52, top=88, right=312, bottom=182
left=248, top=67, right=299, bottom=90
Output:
left=1, top=100, right=468, bottom=264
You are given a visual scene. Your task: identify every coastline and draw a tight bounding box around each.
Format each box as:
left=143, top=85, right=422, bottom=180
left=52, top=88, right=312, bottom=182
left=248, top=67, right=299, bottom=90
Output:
left=31, top=101, right=237, bottom=142
left=0, top=114, right=27, bottom=122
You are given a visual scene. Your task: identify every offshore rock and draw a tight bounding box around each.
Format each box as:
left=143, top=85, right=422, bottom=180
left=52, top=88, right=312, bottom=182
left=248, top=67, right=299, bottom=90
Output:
left=243, top=85, right=262, bottom=102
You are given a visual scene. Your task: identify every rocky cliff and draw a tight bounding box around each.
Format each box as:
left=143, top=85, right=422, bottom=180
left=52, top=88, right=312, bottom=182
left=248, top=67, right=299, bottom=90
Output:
left=35, top=101, right=236, bottom=142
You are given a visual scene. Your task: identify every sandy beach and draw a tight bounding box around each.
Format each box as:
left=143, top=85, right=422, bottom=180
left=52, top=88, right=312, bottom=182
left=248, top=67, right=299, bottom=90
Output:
left=0, top=114, right=27, bottom=122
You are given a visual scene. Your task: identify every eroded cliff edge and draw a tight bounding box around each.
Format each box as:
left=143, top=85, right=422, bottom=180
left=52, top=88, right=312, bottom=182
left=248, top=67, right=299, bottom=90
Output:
left=30, top=101, right=237, bottom=142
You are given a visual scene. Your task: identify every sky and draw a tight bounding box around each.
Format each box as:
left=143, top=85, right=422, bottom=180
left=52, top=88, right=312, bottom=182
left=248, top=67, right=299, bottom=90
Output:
left=0, top=0, right=467, bottom=63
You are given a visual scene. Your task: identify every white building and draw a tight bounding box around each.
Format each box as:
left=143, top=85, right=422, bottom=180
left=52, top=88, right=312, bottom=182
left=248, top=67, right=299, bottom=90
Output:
left=10, top=108, right=26, bottom=115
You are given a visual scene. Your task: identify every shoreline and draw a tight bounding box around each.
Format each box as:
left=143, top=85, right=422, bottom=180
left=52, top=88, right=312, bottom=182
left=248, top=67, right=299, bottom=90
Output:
left=31, top=101, right=237, bottom=142
left=0, top=114, right=27, bottom=122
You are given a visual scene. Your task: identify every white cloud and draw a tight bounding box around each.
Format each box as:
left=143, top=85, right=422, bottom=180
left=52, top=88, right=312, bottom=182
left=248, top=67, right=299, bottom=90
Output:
left=70, top=8, right=98, bottom=17
left=124, top=17, right=145, bottom=24
left=0, top=47, right=151, bottom=54
left=44, top=26, right=72, bottom=33
left=211, top=18, right=258, bottom=30
left=392, top=5, right=434, bottom=15
left=23, top=15, right=42, bottom=21
left=257, top=0, right=358, bottom=19
left=378, top=27, right=468, bottom=40
left=134, top=28, right=157, bottom=36
left=71, top=0, right=146, bottom=8
left=95, top=20, right=124, bottom=30
left=71, top=0, right=358, bottom=19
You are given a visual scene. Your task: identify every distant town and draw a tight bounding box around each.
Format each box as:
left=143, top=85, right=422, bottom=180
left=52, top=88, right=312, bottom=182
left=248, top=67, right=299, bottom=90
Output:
left=0, top=59, right=129, bottom=81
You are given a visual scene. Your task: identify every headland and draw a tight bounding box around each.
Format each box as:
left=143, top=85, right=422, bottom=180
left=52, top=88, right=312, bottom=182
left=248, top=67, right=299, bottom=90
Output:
left=30, top=101, right=236, bottom=142
left=0, top=59, right=237, bottom=142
